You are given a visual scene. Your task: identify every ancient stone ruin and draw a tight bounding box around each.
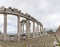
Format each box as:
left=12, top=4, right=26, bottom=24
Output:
left=0, top=6, right=44, bottom=42
left=0, top=6, right=56, bottom=47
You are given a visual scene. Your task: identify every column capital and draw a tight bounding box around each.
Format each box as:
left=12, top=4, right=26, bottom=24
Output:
left=33, top=21, right=35, bottom=24
left=17, top=15, right=20, bottom=17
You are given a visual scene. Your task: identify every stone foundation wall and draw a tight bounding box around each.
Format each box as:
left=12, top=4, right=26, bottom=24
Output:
left=27, top=34, right=55, bottom=47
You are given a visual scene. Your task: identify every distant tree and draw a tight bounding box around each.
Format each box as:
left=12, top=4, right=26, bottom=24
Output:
left=0, top=30, right=2, bottom=34
left=47, top=30, right=54, bottom=34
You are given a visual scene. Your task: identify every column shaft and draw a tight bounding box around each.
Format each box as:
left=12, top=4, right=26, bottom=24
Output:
left=41, top=26, right=43, bottom=34
left=40, top=25, right=41, bottom=36
left=37, top=24, right=39, bottom=37
left=17, top=16, right=21, bottom=42
left=26, top=20, right=30, bottom=39
left=40, top=26, right=43, bottom=36
left=4, top=14, right=7, bottom=41
left=33, top=22, right=35, bottom=38
left=22, top=24, right=24, bottom=34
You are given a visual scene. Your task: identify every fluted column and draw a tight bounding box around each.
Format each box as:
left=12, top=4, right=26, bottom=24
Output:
left=4, top=14, right=7, bottom=41
left=33, top=22, right=35, bottom=38
left=17, top=16, right=21, bottom=42
left=26, top=19, right=30, bottom=39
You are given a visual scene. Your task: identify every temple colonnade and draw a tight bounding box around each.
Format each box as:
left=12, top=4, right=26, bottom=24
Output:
left=0, top=6, right=43, bottom=42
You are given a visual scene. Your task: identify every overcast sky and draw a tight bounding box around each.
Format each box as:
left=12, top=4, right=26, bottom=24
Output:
left=0, top=0, right=60, bottom=33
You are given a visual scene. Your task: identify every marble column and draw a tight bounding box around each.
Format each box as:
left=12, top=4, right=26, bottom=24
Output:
left=40, top=25, right=41, bottom=36
left=26, top=20, right=30, bottom=39
left=33, top=22, right=35, bottom=38
left=17, top=16, right=21, bottom=42
left=41, top=26, right=43, bottom=34
left=37, top=24, right=39, bottom=37
left=4, top=14, right=7, bottom=41
left=22, top=24, right=24, bottom=34
left=40, top=25, right=43, bottom=36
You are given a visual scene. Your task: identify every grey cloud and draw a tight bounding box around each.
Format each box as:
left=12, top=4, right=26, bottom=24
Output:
left=0, top=0, right=60, bottom=31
